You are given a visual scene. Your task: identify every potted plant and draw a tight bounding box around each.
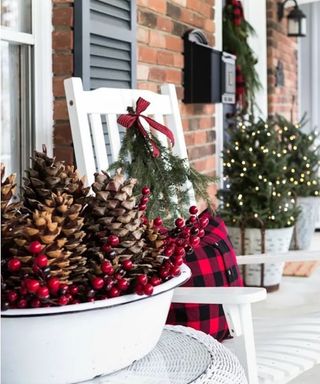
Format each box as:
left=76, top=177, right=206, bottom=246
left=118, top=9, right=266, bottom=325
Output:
left=217, top=116, right=299, bottom=292
left=1, top=150, right=206, bottom=384
left=276, top=115, right=320, bottom=250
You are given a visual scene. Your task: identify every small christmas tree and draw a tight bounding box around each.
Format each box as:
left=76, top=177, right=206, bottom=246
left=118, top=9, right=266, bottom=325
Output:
left=276, top=115, right=320, bottom=197
left=217, top=116, right=299, bottom=228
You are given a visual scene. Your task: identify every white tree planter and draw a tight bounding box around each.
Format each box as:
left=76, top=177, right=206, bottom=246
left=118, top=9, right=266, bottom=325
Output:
left=1, top=265, right=191, bottom=384
left=290, top=196, right=320, bottom=250
left=228, top=226, right=294, bottom=292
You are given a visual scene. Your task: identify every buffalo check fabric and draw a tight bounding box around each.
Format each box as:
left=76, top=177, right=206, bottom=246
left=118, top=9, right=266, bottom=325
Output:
left=166, top=210, right=243, bottom=342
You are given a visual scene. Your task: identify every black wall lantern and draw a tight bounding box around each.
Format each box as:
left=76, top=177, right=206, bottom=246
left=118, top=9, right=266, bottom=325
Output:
left=278, top=0, right=307, bottom=37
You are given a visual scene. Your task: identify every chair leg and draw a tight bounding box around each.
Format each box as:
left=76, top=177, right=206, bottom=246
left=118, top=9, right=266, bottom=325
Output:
left=223, top=303, right=259, bottom=384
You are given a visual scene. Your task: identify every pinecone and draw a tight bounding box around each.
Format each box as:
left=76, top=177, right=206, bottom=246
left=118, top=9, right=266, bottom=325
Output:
left=85, top=170, right=146, bottom=271
left=22, top=148, right=89, bottom=283
left=1, top=165, right=28, bottom=261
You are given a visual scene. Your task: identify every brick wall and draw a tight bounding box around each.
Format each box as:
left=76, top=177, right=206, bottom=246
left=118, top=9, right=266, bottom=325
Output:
left=136, top=0, right=217, bottom=199
left=52, top=0, right=74, bottom=164
left=267, top=0, right=298, bottom=120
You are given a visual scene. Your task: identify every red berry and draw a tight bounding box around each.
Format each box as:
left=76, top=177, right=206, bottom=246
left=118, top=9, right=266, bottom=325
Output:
left=149, top=276, right=162, bottom=286
left=183, top=227, right=191, bottom=236
left=189, top=215, right=197, bottom=224
left=101, top=243, right=112, bottom=253
left=109, top=286, right=120, bottom=298
left=117, top=278, right=129, bottom=291
left=101, top=260, right=114, bottom=275
left=58, top=296, right=69, bottom=306
left=143, top=284, right=154, bottom=296
left=137, top=274, right=148, bottom=286
left=20, top=287, right=28, bottom=296
left=28, top=241, right=43, bottom=254
left=175, top=218, right=185, bottom=228
left=189, top=236, right=201, bottom=248
left=107, top=235, right=120, bottom=247
left=141, top=186, right=150, bottom=195
left=164, top=247, right=174, bottom=257
left=91, top=277, right=104, bottom=290
left=153, top=217, right=163, bottom=227
left=34, top=254, right=48, bottom=268
left=17, top=299, right=27, bottom=308
left=37, top=286, right=49, bottom=299
left=159, top=268, right=170, bottom=279
left=199, top=217, right=209, bottom=228
left=7, top=291, right=18, bottom=303
left=176, top=238, right=187, bottom=247
left=48, top=277, right=60, bottom=294
left=122, top=259, right=133, bottom=271
left=189, top=206, right=198, bottom=215
left=135, top=284, right=145, bottom=295
left=59, top=284, right=69, bottom=295
left=7, top=258, right=21, bottom=272
left=31, top=298, right=41, bottom=308
left=171, top=266, right=181, bottom=276
left=71, top=299, right=80, bottom=305
left=172, top=256, right=184, bottom=267
left=199, top=228, right=205, bottom=238
left=87, top=297, right=95, bottom=303
left=138, top=204, right=147, bottom=211
left=104, top=277, right=115, bottom=291
left=141, top=216, right=148, bottom=225
left=140, top=196, right=149, bottom=205
left=174, top=247, right=186, bottom=258
left=26, top=279, right=40, bottom=294
left=69, top=285, right=79, bottom=295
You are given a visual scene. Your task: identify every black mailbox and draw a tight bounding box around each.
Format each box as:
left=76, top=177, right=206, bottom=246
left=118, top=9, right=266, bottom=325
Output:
left=183, top=29, right=236, bottom=104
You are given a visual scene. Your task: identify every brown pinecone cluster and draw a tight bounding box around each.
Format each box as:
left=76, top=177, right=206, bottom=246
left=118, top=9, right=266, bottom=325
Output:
left=1, top=150, right=206, bottom=310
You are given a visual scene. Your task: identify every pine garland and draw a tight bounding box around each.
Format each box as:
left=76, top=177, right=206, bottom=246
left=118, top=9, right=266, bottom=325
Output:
left=223, top=0, right=261, bottom=113
left=109, top=125, right=216, bottom=223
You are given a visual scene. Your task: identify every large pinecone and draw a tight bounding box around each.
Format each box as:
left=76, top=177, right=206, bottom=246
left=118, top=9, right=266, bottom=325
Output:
left=22, top=148, right=89, bottom=282
left=85, top=170, right=147, bottom=273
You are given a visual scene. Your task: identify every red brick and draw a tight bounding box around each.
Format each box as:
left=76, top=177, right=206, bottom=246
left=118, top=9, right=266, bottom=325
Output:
left=54, top=123, right=73, bottom=145
left=137, top=27, right=149, bottom=44
left=149, top=30, right=166, bottom=48
left=54, top=99, right=69, bottom=120
left=148, top=67, right=166, bottom=82
left=157, top=51, right=174, bottom=66
left=53, top=54, right=73, bottom=75
left=165, top=35, right=183, bottom=52
left=138, top=46, right=158, bottom=64
left=52, top=31, right=73, bottom=50
left=165, top=69, right=182, bottom=84
left=53, top=0, right=73, bottom=3
left=147, top=0, right=166, bottom=13
left=52, top=7, right=73, bottom=26
left=157, top=16, right=173, bottom=32
left=53, top=76, right=68, bottom=97
left=137, top=82, right=158, bottom=92
left=54, top=145, right=74, bottom=165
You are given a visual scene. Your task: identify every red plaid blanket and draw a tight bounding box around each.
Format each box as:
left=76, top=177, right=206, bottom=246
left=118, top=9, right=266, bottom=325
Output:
left=166, top=210, right=243, bottom=341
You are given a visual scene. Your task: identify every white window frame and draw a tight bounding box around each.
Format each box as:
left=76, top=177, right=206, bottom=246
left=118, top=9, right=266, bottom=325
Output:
left=1, top=0, right=53, bottom=157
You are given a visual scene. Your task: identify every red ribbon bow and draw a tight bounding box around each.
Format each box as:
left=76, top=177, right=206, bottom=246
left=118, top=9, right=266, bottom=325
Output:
left=117, top=97, right=175, bottom=158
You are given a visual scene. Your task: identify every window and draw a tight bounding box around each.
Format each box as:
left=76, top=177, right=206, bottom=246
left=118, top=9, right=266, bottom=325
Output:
left=1, top=0, right=52, bottom=182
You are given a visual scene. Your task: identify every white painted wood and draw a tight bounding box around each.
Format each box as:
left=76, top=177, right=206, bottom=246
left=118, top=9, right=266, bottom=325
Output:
left=64, top=78, right=97, bottom=186
left=237, top=250, right=320, bottom=265
left=0, top=28, right=35, bottom=44
left=105, top=114, right=122, bottom=163
left=89, top=113, right=109, bottom=170
left=32, top=0, right=53, bottom=156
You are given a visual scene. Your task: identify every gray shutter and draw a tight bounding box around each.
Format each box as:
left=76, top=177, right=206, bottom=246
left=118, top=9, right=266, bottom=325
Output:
left=74, top=0, right=136, bottom=90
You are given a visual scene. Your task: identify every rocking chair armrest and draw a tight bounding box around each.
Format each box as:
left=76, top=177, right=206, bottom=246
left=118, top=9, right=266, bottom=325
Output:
left=172, top=286, right=267, bottom=305
left=236, top=250, right=320, bottom=265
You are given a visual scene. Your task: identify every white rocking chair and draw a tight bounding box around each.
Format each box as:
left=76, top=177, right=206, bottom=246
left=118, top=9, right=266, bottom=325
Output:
left=64, top=77, right=320, bottom=384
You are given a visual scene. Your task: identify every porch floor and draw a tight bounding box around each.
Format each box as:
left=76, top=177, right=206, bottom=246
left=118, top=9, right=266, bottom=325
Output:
left=252, top=232, right=320, bottom=383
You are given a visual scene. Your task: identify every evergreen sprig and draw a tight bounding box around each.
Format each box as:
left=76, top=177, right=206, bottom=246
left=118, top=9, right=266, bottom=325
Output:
left=217, top=116, right=299, bottom=229
left=109, top=127, right=216, bottom=223
left=276, top=114, right=320, bottom=197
